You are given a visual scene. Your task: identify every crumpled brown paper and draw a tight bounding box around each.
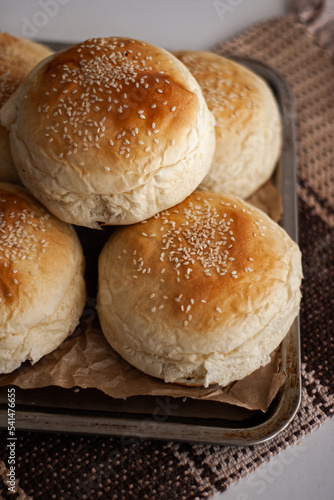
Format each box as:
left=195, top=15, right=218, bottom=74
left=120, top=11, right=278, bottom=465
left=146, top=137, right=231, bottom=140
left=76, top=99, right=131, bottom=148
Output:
left=0, top=180, right=285, bottom=412
left=0, top=318, right=285, bottom=411
left=246, top=179, right=282, bottom=222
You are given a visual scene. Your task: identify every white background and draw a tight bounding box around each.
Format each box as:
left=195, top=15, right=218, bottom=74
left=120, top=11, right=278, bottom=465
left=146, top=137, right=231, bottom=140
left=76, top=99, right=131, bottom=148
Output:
left=1, top=0, right=286, bottom=49
left=1, top=1, right=333, bottom=499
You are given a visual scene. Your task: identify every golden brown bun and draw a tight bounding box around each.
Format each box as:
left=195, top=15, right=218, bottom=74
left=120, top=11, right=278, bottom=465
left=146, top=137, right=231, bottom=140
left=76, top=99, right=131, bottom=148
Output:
left=174, top=51, right=282, bottom=198
left=97, top=191, right=302, bottom=388
left=0, top=183, right=86, bottom=374
left=1, top=37, right=215, bottom=227
left=0, top=32, right=52, bottom=183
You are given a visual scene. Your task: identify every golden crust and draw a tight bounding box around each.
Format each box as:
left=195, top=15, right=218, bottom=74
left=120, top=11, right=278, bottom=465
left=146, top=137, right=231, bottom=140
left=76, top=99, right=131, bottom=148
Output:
left=99, top=191, right=292, bottom=338
left=20, top=38, right=200, bottom=181
left=97, top=191, right=302, bottom=387
left=0, top=32, right=52, bottom=107
left=0, top=32, right=52, bottom=183
left=0, top=182, right=86, bottom=332
left=1, top=37, right=215, bottom=227
left=175, top=51, right=262, bottom=130
left=174, top=51, right=282, bottom=198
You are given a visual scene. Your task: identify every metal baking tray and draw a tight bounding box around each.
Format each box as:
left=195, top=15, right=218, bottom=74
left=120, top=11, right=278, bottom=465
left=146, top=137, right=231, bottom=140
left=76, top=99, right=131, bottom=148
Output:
left=0, top=51, right=301, bottom=445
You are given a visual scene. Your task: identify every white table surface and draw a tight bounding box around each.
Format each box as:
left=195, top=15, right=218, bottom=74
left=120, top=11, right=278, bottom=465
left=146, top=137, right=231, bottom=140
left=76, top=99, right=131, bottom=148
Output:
left=1, top=1, right=333, bottom=499
left=214, top=417, right=334, bottom=500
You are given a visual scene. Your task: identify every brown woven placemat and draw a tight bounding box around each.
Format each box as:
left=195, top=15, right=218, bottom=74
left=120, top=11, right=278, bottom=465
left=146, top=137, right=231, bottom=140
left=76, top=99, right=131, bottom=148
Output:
left=0, top=15, right=334, bottom=500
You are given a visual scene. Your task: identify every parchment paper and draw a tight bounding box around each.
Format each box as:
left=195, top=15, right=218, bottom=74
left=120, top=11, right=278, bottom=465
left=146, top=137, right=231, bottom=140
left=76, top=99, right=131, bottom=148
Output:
left=0, top=180, right=285, bottom=412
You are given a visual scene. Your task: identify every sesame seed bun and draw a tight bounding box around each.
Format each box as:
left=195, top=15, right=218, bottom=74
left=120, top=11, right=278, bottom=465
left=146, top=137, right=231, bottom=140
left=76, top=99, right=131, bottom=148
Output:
left=174, top=51, right=282, bottom=199
left=0, top=32, right=52, bottom=184
left=1, top=37, right=215, bottom=228
left=0, top=182, right=86, bottom=374
left=97, top=191, right=302, bottom=388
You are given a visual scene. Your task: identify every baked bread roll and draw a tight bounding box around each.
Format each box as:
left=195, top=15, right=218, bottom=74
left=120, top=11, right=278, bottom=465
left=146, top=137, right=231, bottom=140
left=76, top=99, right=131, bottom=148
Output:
left=174, top=51, right=282, bottom=199
left=0, top=32, right=52, bottom=183
left=0, top=183, right=86, bottom=374
left=97, top=191, right=302, bottom=388
left=1, top=37, right=215, bottom=228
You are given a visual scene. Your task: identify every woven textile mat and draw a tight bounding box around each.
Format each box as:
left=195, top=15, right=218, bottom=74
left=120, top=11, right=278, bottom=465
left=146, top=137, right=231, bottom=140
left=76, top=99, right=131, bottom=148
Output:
left=0, top=16, right=334, bottom=500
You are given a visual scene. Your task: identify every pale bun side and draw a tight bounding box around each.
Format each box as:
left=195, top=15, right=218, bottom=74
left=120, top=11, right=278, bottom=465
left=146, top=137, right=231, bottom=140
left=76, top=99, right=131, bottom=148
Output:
left=174, top=51, right=282, bottom=199
left=0, top=266, right=85, bottom=374
left=0, top=183, right=86, bottom=374
left=97, top=191, right=302, bottom=388
left=1, top=37, right=215, bottom=227
left=0, top=32, right=52, bottom=183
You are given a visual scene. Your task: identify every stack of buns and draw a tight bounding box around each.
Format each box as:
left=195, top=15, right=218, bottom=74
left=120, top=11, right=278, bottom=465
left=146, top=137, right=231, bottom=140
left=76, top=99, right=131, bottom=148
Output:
left=0, top=33, right=302, bottom=391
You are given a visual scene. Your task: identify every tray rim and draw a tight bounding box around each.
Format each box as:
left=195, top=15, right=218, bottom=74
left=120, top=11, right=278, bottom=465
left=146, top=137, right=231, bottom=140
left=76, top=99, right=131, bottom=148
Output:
left=0, top=52, right=301, bottom=445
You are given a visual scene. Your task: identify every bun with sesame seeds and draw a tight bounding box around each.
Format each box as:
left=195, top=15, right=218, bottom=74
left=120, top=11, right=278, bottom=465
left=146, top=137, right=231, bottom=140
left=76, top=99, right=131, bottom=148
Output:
left=174, top=51, right=282, bottom=199
left=0, top=32, right=52, bottom=183
left=97, top=191, right=302, bottom=388
left=0, top=182, right=86, bottom=374
left=0, top=37, right=215, bottom=228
